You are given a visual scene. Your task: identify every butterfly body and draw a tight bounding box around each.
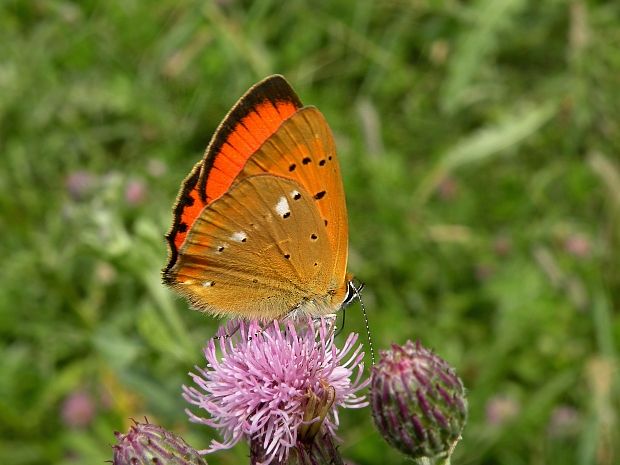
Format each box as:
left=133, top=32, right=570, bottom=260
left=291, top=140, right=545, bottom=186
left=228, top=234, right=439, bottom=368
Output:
left=163, top=76, right=350, bottom=320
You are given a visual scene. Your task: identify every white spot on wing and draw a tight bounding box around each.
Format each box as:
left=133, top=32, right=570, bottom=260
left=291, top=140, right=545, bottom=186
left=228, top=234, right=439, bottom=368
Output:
left=275, top=196, right=290, bottom=217
left=290, top=190, right=300, bottom=199
left=231, top=231, right=247, bottom=242
left=202, top=281, right=214, bottom=287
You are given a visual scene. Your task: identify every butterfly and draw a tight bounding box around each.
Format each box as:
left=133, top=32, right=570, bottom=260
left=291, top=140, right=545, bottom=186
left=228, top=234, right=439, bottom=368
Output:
left=162, top=75, right=355, bottom=320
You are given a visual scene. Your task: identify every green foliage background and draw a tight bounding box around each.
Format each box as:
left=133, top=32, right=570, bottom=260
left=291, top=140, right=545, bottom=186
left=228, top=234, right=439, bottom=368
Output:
left=1, top=1, right=619, bottom=464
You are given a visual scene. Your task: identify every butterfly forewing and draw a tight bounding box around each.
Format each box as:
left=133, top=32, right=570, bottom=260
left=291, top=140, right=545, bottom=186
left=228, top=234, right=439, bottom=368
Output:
left=164, top=76, right=301, bottom=277
left=237, top=107, right=349, bottom=299
left=197, top=76, right=302, bottom=204
left=167, top=175, right=341, bottom=319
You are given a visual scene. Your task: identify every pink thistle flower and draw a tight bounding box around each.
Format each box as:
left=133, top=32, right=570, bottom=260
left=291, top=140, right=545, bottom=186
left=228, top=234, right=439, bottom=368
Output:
left=66, top=170, right=96, bottom=200
left=61, top=389, right=96, bottom=428
left=183, top=318, right=369, bottom=465
left=124, top=178, right=147, bottom=206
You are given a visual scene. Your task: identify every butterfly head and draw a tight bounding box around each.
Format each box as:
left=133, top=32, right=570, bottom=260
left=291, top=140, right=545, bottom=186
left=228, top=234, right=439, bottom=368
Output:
left=341, top=278, right=363, bottom=309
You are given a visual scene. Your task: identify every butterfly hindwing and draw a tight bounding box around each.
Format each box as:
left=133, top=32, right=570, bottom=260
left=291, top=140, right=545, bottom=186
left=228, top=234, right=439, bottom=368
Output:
left=166, top=175, right=340, bottom=320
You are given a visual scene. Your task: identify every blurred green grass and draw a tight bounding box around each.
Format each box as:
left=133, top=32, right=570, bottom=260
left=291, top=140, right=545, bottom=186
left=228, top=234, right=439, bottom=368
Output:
left=1, top=1, right=619, bottom=464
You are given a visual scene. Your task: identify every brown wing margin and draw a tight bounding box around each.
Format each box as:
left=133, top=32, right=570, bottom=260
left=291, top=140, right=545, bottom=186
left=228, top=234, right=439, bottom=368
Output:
left=163, top=75, right=302, bottom=283
left=163, top=161, right=202, bottom=282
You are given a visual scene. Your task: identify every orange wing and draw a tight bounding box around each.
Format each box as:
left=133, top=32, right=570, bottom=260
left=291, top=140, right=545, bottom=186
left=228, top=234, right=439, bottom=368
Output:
left=237, top=107, right=349, bottom=300
left=163, top=76, right=351, bottom=318
left=166, top=175, right=343, bottom=320
left=164, top=75, right=302, bottom=277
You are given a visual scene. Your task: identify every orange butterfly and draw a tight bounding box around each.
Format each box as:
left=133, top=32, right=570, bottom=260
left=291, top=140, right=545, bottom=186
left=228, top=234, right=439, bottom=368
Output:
left=163, top=75, right=353, bottom=320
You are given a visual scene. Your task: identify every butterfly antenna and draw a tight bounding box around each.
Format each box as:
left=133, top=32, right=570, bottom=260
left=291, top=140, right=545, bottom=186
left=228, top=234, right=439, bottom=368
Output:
left=353, top=283, right=375, bottom=365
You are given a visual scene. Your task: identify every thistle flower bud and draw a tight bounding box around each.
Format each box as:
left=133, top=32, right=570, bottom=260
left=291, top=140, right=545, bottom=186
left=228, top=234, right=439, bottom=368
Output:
left=371, top=341, right=467, bottom=464
left=112, top=421, right=207, bottom=465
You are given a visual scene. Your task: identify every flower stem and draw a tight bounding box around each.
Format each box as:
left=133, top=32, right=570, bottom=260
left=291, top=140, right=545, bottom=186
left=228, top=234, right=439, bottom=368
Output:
left=250, top=437, right=283, bottom=465
left=413, top=435, right=462, bottom=465
left=250, top=431, right=345, bottom=465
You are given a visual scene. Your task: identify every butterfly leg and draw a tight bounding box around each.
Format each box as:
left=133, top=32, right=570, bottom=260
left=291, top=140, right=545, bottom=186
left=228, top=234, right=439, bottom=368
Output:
left=312, top=314, right=337, bottom=335
left=213, top=321, right=241, bottom=340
